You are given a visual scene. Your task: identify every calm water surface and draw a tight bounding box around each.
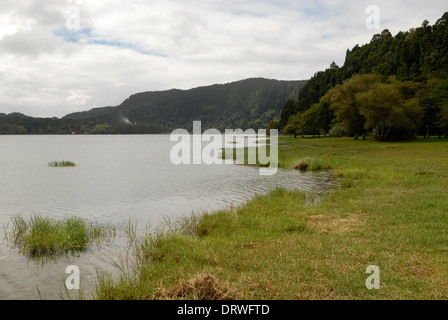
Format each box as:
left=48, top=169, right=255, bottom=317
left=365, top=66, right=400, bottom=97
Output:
left=0, top=135, right=336, bottom=299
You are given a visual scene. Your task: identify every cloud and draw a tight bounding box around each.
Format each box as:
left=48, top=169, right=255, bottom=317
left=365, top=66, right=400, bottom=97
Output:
left=66, top=90, right=91, bottom=106
left=0, top=0, right=447, bottom=117
left=0, top=28, right=62, bottom=56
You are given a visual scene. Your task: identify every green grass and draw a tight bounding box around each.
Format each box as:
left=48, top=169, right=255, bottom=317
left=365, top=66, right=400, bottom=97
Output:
left=95, top=136, right=448, bottom=300
left=4, top=214, right=116, bottom=261
left=48, top=161, right=76, bottom=167
left=221, top=142, right=331, bottom=172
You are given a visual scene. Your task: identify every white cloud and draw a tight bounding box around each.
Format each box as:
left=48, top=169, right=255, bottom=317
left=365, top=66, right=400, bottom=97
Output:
left=0, top=0, right=447, bottom=117
left=66, top=90, right=91, bottom=106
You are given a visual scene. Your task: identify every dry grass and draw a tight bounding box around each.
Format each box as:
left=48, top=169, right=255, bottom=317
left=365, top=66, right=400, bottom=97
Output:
left=153, top=273, right=241, bottom=300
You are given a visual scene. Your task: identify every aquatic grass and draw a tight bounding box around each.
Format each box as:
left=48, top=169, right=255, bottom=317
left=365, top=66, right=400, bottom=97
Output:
left=292, top=157, right=332, bottom=172
left=48, top=161, right=76, bottom=167
left=5, top=214, right=116, bottom=261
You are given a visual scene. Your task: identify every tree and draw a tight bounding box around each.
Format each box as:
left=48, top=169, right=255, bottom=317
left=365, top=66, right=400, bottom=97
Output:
left=315, top=100, right=334, bottom=136
left=437, top=100, right=448, bottom=138
left=279, top=100, right=298, bottom=128
left=90, top=124, right=111, bottom=134
left=299, top=106, right=319, bottom=137
left=419, top=78, right=448, bottom=137
left=267, top=119, right=280, bottom=136
left=330, top=61, right=339, bottom=69
left=284, top=113, right=303, bottom=138
left=323, top=74, right=381, bottom=139
left=356, top=81, right=423, bottom=140
left=322, top=74, right=423, bottom=140
left=284, top=105, right=323, bottom=138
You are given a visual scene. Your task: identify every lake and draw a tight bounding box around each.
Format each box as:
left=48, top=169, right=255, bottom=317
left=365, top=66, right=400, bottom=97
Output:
left=0, top=135, right=336, bottom=299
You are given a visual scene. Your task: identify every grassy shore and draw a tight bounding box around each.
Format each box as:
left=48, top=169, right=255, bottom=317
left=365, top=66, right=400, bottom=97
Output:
left=95, top=136, right=448, bottom=300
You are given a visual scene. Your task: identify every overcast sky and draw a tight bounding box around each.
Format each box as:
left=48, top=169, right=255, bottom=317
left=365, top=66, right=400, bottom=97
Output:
left=0, top=0, right=447, bottom=117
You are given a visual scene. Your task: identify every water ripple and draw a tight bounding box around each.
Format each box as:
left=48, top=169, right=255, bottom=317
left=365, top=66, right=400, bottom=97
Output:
left=0, top=135, right=337, bottom=299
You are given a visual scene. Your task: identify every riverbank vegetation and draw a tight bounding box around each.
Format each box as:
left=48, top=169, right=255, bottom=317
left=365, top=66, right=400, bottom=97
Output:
left=94, top=136, right=448, bottom=299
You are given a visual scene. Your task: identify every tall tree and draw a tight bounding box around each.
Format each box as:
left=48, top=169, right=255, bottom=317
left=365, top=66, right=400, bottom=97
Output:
left=356, top=81, right=423, bottom=140
left=322, top=74, right=382, bottom=139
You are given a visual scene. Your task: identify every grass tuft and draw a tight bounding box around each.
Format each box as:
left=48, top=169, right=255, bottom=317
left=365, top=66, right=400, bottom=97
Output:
left=293, top=157, right=330, bottom=171
left=48, top=161, right=76, bottom=167
left=4, top=214, right=115, bottom=261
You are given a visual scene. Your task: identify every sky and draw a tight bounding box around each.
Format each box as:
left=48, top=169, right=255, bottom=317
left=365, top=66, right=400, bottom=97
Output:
left=0, top=0, right=447, bottom=118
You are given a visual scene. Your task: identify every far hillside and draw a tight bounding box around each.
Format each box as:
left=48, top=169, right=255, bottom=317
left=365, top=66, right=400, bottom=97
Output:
left=63, top=78, right=307, bottom=133
left=0, top=78, right=306, bottom=135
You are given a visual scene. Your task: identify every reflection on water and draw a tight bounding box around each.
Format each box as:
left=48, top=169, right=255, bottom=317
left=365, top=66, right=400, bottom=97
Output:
left=0, top=135, right=336, bottom=299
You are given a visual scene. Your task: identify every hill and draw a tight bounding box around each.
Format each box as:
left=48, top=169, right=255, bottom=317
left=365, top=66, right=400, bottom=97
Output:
left=63, top=78, right=306, bottom=133
left=280, top=12, right=448, bottom=140
left=0, top=78, right=306, bottom=134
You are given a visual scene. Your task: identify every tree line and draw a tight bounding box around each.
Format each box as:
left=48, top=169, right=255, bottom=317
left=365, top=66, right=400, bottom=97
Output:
left=0, top=113, right=168, bottom=135
left=277, top=12, right=448, bottom=141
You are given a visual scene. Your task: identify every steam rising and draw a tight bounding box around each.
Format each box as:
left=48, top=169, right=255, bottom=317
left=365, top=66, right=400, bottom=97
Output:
left=120, top=115, right=132, bottom=125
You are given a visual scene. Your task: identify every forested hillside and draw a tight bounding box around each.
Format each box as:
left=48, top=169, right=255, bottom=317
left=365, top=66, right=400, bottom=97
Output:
left=280, top=12, right=448, bottom=140
left=64, top=78, right=306, bottom=132
left=0, top=78, right=306, bottom=134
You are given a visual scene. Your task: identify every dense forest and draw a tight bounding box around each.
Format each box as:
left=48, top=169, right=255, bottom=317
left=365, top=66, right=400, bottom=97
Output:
left=278, top=12, right=448, bottom=140
left=0, top=78, right=305, bottom=134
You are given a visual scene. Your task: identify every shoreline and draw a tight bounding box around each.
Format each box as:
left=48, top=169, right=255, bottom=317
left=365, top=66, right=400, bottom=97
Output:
left=93, top=136, right=448, bottom=300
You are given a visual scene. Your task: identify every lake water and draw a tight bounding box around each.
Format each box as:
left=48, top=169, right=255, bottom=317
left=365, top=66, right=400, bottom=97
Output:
left=0, top=135, right=336, bottom=299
